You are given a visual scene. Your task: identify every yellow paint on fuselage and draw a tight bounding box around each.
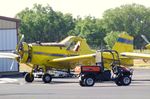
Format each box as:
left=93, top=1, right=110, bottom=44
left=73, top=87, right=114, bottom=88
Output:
left=145, top=44, right=150, bottom=49
left=21, top=36, right=95, bottom=69
left=31, top=46, right=68, bottom=65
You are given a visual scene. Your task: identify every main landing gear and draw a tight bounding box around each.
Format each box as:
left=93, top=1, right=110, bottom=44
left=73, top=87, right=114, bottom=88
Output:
left=25, top=73, right=34, bottom=82
left=25, top=72, right=53, bottom=83
left=42, top=73, right=52, bottom=83
left=24, top=66, right=52, bottom=83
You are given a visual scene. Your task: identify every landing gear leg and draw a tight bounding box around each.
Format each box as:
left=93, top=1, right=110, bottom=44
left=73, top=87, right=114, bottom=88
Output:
left=24, top=64, right=34, bottom=83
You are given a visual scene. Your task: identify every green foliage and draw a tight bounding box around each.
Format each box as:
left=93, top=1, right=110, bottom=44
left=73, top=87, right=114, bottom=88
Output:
left=16, top=3, right=150, bottom=49
left=104, top=32, right=120, bottom=49
left=102, top=4, right=150, bottom=48
left=16, top=4, right=75, bottom=42
left=70, top=16, right=106, bottom=48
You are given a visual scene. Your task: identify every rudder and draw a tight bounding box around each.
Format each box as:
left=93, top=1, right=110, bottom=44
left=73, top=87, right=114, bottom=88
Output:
left=112, top=33, right=133, bottom=53
left=112, top=33, right=134, bottom=66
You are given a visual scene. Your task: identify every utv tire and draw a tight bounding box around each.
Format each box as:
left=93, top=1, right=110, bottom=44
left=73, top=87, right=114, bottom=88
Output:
left=79, top=80, right=86, bottom=86
left=84, top=77, right=95, bottom=86
left=115, top=76, right=131, bottom=86
left=115, top=80, right=123, bottom=86
left=121, top=76, right=131, bottom=86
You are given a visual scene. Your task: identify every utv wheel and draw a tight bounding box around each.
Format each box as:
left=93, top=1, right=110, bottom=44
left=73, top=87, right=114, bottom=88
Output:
left=42, top=73, right=52, bottom=83
left=121, top=76, right=131, bottom=86
left=79, top=80, right=86, bottom=86
left=25, top=73, right=34, bottom=83
left=84, top=77, right=95, bottom=86
left=115, top=80, right=123, bottom=86
left=115, top=76, right=131, bottom=86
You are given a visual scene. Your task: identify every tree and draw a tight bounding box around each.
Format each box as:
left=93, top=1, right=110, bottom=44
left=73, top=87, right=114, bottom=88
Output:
left=101, top=4, right=150, bottom=48
left=16, top=4, right=75, bottom=43
left=104, top=31, right=121, bottom=49
left=70, top=16, right=106, bottom=48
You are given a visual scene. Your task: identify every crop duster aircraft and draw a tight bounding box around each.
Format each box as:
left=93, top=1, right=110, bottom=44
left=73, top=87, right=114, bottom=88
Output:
left=0, top=33, right=134, bottom=83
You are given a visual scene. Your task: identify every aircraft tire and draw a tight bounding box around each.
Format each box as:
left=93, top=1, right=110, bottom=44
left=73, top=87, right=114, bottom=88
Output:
left=25, top=73, right=34, bottom=83
left=42, top=73, right=52, bottom=83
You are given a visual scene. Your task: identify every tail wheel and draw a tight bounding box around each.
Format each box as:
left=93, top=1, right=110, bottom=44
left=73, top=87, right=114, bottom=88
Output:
left=84, top=77, right=95, bottom=86
left=25, top=73, right=34, bottom=83
left=42, top=73, right=52, bottom=83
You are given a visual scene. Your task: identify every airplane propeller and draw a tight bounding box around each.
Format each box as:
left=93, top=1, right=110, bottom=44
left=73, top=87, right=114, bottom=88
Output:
left=141, top=35, right=150, bottom=44
left=0, top=34, right=25, bottom=70
left=10, top=60, right=15, bottom=70
left=140, top=35, right=150, bottom=63
left=18, top=34, right=24, bottom=52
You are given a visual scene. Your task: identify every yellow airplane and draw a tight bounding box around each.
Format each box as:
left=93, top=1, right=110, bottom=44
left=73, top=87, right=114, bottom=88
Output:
left=0, top=33, right=134, bottom=83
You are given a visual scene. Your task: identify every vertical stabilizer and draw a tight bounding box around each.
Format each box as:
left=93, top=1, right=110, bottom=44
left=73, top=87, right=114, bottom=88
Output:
left=112, top=33, right=133, bottom=53
left=112, top=33, right=134, bottom=66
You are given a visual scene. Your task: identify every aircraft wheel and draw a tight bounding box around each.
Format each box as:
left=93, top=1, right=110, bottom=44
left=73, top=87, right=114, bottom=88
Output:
left=25, top=73, right=34, bottom=83
left=42, top=73, right=52, bottom=83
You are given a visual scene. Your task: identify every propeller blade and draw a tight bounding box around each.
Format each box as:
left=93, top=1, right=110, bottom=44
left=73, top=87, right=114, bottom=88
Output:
left=19, top=34, right=24, bottom=44
left=18, top=34, right=24, bottom=51
left=141, top=35, right=150, bottom=44
left=0, top=52, right=19, bottom=59
left=10, top=60, right=15, bottom=70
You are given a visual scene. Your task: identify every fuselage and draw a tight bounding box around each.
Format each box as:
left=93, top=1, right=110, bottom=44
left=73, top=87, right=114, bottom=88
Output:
left=19, top=36, right=95, bottom=69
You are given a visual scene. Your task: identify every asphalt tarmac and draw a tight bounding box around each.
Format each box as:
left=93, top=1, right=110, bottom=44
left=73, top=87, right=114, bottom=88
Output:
left=0, top=68, right=150, bottom=99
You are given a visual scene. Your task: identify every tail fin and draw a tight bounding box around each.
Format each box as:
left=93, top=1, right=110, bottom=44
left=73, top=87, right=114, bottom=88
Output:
left=112, top=33, right=134, bottom=66
left=112, top=33, right=133, bottom=53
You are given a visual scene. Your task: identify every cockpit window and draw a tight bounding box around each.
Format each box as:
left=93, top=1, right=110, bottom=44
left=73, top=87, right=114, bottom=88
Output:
left=67, top=41, right=76, bottom=50
left=67, top=41, right=80, bottom=51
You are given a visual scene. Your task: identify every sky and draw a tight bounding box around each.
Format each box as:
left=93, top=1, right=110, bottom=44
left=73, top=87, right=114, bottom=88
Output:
left=1, top=0, right=150, bottom=18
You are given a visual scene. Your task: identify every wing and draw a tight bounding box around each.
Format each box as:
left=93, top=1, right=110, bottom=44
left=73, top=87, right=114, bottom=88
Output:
left=0, top=52, right=19, bottom=59
left=47, top=54, right=96, bottom=69
left=51, top=54, right=95, bottom=62
left=120, top=52, right=150, bottom=59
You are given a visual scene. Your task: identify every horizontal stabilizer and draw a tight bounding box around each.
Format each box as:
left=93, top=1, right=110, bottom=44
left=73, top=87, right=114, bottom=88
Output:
left=121, top=52, right=150, bottom=59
